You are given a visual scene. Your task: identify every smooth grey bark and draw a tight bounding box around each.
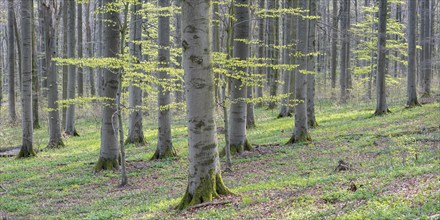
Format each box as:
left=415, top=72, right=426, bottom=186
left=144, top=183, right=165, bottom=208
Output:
left=38, top=0, right=47, bottom=98
left=152, top=0, right=176, bottom=159
left=246, top=3, right=256, bottom=128
left=65, top=0, right=78, bottom=136
left=174, top=0, right=184, bottom=103
left=96, top=0, right=103, bottom=97
left=421, top=0, right=432, bottom=97
left=278, top=0, right=293, bottom=118
left=85, top=1, right=95, bottom=96
left=126, top=1, right=145, bottom=146
left=330, top=0, right=338, bottom=94
left=229, top=0, right=252, bottom=155
left=287, top=0, right=311, bottom=144
left=17, top=0, right=35, bottom=158
left=406, top=0, right=419, bottom=107
left=375, top=0, right=389, bottom=115
left=62, top=0, right=68, bottom=128
left=95, top=0, right=120, bottom=171
left=177, top=0, right=231, bottom=209
left=77, top=2, right=84, bottom=97
left=255, top=0, right=265, bottom=102
left=339, top=0, right=349, bottom=103
left=267, top=0, right=279, bottom=110
left=31, top=0, right=40, bottom=129
left=44, top=2, right=64, bottom=149
left=7, top=0, right=16, bottom=122
left=306, top=0, right=317, bottom=128
left=288, top=0, right=298, bottom=114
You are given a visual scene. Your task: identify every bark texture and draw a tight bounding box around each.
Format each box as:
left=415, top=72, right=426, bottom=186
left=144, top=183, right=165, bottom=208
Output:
left=306, top=0, right=317, bottom=128
left=178, top=0, right=232, bottom=209
left=77, top=2, right=84, bottom=97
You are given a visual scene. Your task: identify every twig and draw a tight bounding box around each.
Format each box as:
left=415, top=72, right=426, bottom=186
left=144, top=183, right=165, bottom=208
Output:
left=0, top=185, right=7, bottom=195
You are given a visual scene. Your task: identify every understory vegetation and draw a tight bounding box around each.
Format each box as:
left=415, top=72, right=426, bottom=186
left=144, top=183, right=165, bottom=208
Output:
left=1, top=97, right=439, bottom=219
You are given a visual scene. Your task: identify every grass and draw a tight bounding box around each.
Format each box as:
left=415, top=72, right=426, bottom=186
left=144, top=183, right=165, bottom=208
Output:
left=0, top=98, right=439, bottom=219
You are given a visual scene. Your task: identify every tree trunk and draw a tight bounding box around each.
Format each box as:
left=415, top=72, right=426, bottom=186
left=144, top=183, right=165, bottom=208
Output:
left=307, top=0, right=318, bottom=128
left=174, top=0, right=184, bottom=103
left=31, top=0, right=41, bottom=129
left=339, top=0, right=349, bottom=104
left=17, top=0, right=36, bottom=158
left=255, top=0, right=265, bottom=105
left=246, top=3, right=256, bottom=128
left=7, top=0, right=16, bottom=122
left=62, top=1, right=68, bottom=128
left=229, top=0, right=252, bottom=155
left=38, top=0, right=47, bottom=98
left=65, top=0, right=78, bottom=136
left=288, top=0, right=298, bottom=114
left=126, top=1, right=146, bottom=145
left=278, top=0, right=292, bottom=118
left=421, top=0, right=432, bottom=97
left=177, top=0, right=232, bottom=209
left=95, top=0, right=121, bottom=171
left=268, top=0, right=279, bottom=110
left=85, top=1, right=95, bottom=96
left=287, top=0, right=311, bottom=144
left=152, top=0, right=176, bottom=160
left=44, top=2, right=64, bottom=149
left=77, top=2, right=84, bottom=97
left=406, top=0, right=419, bottom=107
left=374, top=0, right=390, bottom=115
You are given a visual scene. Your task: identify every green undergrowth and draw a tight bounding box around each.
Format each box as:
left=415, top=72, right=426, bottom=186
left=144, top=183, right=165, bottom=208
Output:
left=0, top=99, right=439, bottom=219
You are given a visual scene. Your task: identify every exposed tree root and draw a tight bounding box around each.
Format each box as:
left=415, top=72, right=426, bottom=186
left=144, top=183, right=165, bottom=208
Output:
left=94, top=157, right=119, bottom=172
left=150, top=146, right=177, bottom=160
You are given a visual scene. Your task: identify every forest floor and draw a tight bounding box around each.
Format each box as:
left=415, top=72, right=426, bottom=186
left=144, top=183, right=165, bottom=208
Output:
left=0, top=97, right=439, bottom=219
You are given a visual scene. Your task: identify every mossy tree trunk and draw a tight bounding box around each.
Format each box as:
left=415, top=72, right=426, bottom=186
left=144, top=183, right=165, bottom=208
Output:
left=229, top=0, right=252, bottom=155
left=95, top=0, right=120, bottom=172
left=152, top=0, right=176, bottom=160
left=287, top=0, right=311, bottom=144
left=178, top=0, right=232, bottom=209
left=17, top=0, right=36, bottom=158
left=126, top=1, right=146, bottom=146
left=44, top=2, right=64, bottom=149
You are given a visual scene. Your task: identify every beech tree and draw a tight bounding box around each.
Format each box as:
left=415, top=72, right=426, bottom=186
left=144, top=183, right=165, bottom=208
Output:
left=177, top=0, right=232, bottom=209
left=7, top=0, right=16, bottom=122
left=17, top=0, right=36, bottom=158
left=152, top=0, right=177, bottom=159
left=95, top=0, right=121, bottom=171
left=229, top=0, right=252, bottom=155
left=44, top=1, right=64, bottom=149
left=406, top=0, right=420, bottom=107
left=287, top=0, right=311, bottom=144
left=374, top=0, right=390, bottom=115
left=125, top=1, right=145, bottom=145
left=65, top=0, right=79, bottom=136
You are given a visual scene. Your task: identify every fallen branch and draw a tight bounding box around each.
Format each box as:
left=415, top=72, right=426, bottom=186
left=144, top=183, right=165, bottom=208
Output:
left=0, top=185, right=7, bottom=195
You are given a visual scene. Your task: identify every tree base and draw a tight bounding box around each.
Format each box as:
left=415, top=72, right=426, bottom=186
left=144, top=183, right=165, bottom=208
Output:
left=229, top=138, right=252, bottom=155
left=65, top=130, right=80, bottom=137
left=374, top=108, right=391, bottom=116
left=150, top=147, right=177, bottom=160
left=95, top=157, right=119, bottom=172
left=124, top=135, right=146, bottom=146
left=176, top=169, right=233, bottom=210
left=16, top=147, right=37, bottom=158
left=421, top=92, right=431, bottom=98
left=47, top=139, right=65, bottom=149
left=286, top=134, right=312, bottom=145
left=405, top=100, right=422, bottom=108
left=308, top=120, right=318, bottom=129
